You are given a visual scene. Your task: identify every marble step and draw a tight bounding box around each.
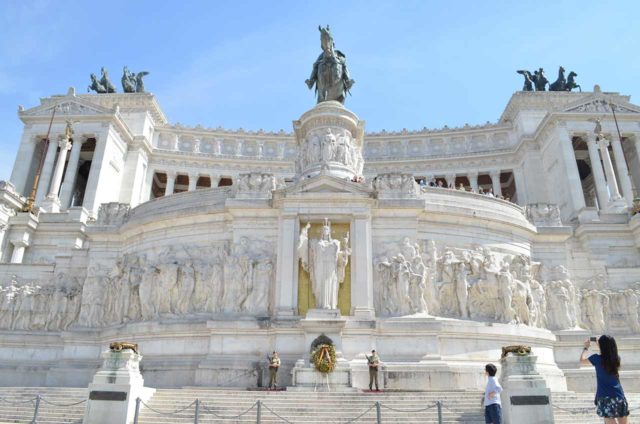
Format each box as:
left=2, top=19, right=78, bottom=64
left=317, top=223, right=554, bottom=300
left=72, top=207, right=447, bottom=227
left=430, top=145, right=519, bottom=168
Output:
left=0, top=387, right=638, bottom=424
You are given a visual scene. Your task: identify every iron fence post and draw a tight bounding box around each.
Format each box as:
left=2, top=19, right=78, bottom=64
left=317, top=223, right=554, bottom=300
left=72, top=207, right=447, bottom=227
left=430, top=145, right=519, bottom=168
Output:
left=437, top=400, right=443, bottom=424
left=256, top=400, right=262, bottom=423
left=375, top=401, right=381, bottom=424
left=194, top=399, right=200, bottom=424
left=133, top=397, right=141, bottom=424
left=30, top=395, right=41, bottom=424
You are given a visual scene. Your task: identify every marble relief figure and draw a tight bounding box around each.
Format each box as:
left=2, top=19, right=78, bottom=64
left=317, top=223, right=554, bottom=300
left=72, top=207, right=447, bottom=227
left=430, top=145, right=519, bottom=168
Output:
left=297, top=219, right=351, bottom=310
left=371, top=238, right=640, bottom=333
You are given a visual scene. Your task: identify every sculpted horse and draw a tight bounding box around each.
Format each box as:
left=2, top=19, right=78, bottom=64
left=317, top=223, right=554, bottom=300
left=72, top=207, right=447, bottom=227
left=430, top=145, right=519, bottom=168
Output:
left=122, top=67, right=136, bottom=93
left=306, top=25, right=355, bottom=104
left=549, top=66, right=566, bottom=91
left=566, top=71, right=581, bottom=92
left=88, top=73, right=107, bottom=93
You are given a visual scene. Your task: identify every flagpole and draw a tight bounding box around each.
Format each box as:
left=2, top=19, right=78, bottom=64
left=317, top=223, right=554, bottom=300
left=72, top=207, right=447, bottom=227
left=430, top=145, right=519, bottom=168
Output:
left=24, top=104, right=57, bottom=213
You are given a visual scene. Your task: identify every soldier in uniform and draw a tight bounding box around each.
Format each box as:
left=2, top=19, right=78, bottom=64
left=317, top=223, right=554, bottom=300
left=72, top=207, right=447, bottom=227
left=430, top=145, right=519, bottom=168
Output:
left=267, top=351, right=280, bottom=390
left=366, top=349, right=381, bottom=391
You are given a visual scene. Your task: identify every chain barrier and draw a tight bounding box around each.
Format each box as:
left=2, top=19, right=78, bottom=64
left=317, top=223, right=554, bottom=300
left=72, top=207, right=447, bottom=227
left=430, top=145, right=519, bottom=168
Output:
left=379, top=401, right=439, bottom=413
left=261, top=403, right=296, bottom=424
left=551, top=404, right=594, bottom=414
left=0, top=395, right=37, bottom=404
left=199, top=400, right=258, bottom=419
left=138, top=398, right=198, bottom=417
left=38, top=397, right=87, bottom=407
left=340, top=403, right=377, bottom=423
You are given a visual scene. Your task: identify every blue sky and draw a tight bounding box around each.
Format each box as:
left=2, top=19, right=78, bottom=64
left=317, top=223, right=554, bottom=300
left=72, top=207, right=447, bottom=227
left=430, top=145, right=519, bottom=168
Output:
left=1, top=0, right=639, bottom=180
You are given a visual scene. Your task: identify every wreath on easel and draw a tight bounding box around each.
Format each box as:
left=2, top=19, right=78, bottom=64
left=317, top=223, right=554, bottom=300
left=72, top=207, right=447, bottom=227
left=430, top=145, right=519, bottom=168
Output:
left=310, top=334, right=336, bottom=374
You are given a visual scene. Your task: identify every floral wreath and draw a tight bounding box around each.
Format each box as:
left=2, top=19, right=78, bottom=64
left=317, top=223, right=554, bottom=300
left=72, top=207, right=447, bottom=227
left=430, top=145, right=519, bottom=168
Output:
left=310, top=343, right=336, bottom=374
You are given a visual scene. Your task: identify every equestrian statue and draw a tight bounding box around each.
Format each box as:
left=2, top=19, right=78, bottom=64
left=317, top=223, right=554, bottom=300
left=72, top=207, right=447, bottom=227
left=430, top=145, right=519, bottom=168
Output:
left=306, top=25, right=355, bottom=104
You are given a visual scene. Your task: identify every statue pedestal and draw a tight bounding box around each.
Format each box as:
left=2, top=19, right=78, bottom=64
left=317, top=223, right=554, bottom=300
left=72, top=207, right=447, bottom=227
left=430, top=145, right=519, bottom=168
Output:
left=301, top=309, right=346, bottom=355
left=499, top=355, right=555, bottom=424
left=290, top=309, right=354, bottom=391
left=83, top=349, right=155, bottom=424
left=290, top=360, right=355, bottom=392
left=293, top=101, right=365, bottom=181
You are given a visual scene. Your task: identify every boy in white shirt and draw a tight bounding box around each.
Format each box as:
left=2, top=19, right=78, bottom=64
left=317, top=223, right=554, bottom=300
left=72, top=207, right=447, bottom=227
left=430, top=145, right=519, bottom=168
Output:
left=483, top=363, right=503, bottom=424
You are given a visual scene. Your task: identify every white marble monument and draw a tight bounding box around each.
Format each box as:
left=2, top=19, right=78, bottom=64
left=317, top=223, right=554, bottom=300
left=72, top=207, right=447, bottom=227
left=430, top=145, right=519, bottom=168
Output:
left=0, top=80, right=640, bottom=395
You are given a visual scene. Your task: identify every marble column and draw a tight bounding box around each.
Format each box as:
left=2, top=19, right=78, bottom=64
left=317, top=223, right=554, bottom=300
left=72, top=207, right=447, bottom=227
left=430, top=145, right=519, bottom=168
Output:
left=59, top=137, right=85, bottom=209
left=34, top=140, right=59, bottom=204
left=10, top=240, right=28, bottom=264
left=164, top=171, right=176, bottom=196
left=9, top=133, right=37, bottom=196
left=350, top=214, right=374, bottom=318
left=275, top=214, right=298, bottom=317
left=0, top=224, right=7, bottom=262
left=210, top=174, right=221, bottom=188
left=512, top=168, right=527, bottom=205
left=490, top=170, right=503, bottom=197
left=82, top=125, right=110, bottom=214
left=142, top=169, right=155, bottom=202
left=610, top=135, right=634, bottom=206
left=586, top=136, right=609, bottom=209
left=445, top=173, right=456, bottom=188
left=598, top=137, right=622, bottom=201
left=557, top=127, right=586, bottom=213
left=468, top=171, right=479, bottom=192
left=188, top=172, right=199, bottom=191
left=42, top=137, right=72, bottom=212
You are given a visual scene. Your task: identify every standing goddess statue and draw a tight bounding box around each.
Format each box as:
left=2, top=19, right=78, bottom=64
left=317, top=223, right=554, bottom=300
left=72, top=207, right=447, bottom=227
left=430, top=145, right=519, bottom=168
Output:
left=297, top=219, right=351, bottom=309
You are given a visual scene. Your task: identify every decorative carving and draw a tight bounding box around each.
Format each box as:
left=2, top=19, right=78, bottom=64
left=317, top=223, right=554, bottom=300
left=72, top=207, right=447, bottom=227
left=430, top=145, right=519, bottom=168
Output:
left=525, top=203, right=562, bottom=226
left=96, top=202, right=131, bottom=226
left=566, top=99, right=638, bottom=114
left=501, top=345, right=532, bottom=358
left=0, top=274, right=81, bottom=331
left=295, top=127, right=364, bottom=177
left=375, top=237, right=430, bottom=316
left=235, top=173, right=276, bottom=199
left=110, top=341, right=139, bottom=354
left=373, top=174, right=419, bottom=199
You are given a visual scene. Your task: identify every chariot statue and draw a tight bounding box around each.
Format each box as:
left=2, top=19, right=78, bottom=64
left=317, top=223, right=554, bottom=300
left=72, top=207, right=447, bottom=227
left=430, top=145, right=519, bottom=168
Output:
left=122, top=66, right=150, bottom=93
left=517, top=66, right=580, bottom=92
left=305, top=25, right=355, bottom=104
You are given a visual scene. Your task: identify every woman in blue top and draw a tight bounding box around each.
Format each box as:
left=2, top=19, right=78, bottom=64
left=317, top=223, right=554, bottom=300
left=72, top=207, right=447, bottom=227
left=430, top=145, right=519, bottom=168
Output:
left=580, top=335, right=629, bottom=423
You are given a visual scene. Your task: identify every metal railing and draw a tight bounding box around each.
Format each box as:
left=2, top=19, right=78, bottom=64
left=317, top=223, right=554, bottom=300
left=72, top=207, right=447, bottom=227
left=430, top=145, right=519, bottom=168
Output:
left=132, top=398, right=447, bottom=424
left=0, top=393, right=87, bottom=424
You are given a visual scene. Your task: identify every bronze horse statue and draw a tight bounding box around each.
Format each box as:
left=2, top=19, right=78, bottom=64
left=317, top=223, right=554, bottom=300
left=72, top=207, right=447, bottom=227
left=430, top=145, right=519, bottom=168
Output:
left=549, top=66, right=566, bottom=91
left=306, top=26, right=355, bottom=104
left=566, top=71, right=581, bottom=92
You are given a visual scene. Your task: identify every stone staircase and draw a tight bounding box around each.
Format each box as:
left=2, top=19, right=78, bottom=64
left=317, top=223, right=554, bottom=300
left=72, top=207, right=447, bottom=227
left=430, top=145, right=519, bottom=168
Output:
left=0, top=387, right=87, bottom=424
left=0, top=387, right=638, bottom=423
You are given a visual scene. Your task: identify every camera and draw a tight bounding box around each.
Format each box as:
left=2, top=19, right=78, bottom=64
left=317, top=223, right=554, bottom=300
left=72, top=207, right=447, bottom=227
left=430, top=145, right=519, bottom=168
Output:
left=589, top=336, right=597, bottom=342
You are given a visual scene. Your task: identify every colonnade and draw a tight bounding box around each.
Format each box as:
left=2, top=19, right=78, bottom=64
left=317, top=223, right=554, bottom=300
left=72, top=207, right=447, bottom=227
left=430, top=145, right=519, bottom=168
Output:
left=33, top=135, right=91, bottom=213
left=415, top=169, right=514, bottom=199
left=150, top=170, right=230, bottom=198
left=582, top=132, right=636, bottom=210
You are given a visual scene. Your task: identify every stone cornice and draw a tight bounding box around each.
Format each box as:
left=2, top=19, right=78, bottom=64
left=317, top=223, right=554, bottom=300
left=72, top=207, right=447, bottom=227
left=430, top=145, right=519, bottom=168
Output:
left=500, top=89, right=634, bottom=123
